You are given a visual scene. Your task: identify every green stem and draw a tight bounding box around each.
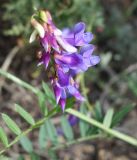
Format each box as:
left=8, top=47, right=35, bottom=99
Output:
left=80, top=73, right=93, bottom=111
left=51, top=134, right=101, bottom=151
left=66, top=108, right=137, bottom=146
left=0, top=69, right=39, bottom=94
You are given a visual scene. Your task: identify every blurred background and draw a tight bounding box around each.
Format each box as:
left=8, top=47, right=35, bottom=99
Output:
left=0, top=0, right=137, bottom=159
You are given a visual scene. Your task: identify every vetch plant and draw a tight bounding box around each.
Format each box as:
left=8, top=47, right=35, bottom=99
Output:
left=0, top=9, right=137, bottom=159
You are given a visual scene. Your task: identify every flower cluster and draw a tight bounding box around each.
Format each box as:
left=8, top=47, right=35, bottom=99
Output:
left=30, top=10, right=100, bottom=111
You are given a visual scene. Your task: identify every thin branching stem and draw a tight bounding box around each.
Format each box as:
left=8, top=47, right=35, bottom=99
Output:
left=51, top=134, right=101, bottom=150
left=0, top=69, right=39, bottom=94
left=66, top=108, right=137, bottom=147
left=80, top=73, right=93, bottom=111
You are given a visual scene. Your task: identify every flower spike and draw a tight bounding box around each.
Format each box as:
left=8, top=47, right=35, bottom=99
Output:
left=30, top=10, right=100, bottom=111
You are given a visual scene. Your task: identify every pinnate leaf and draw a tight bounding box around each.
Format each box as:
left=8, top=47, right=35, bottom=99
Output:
left=15, top=104, right=35, bottom=125
left=0, top=127, right=8, bottom=147
left=45, top=119, right=58, bottom=144
left=103, top=108, right=114, bottom=128
left=20, top=136, right=33, bottom=153
left=111, top=104, right=135, bottom=127
left=79, top=103, right=90, bottom=137
left=61, top=115, right=74, bottom=141
left=39, top=123, right=49, bottom=149
left=2, top=114, right=21, bottom=135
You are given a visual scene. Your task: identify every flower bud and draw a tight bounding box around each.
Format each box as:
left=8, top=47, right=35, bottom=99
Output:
left=31, top=18, right=45, bottom=38
left=38, top=10, right=48, bottom=23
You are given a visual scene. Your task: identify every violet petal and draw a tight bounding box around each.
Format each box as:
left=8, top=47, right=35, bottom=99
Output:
left=56, top=53, right=83, bottom=67
left=80, top=44, right=95, bottom=57
left=43, top=52, right=50, bottom=68
left=56, top=36, right=77, bottom=53
left=67, top=85, right=85, bottom=101
left=48, top=34, right=60, bottom=52
left=59, top=98, right=66, bottom=112
left=83, top=32, right=94, bottom=43
left=90, top=55, right=100, bottom=66
left=53, top=85, right=61, bottom=104
left=41, top=36, right=49, bottom=52
left=57, top=69, right=70, bottom=87
left=68, top=114, right=79, bottom=126
left=74, top=22, right=85, bottom=34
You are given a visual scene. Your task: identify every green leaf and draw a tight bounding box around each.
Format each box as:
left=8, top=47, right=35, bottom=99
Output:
left=37, top=91, right=48, bottom=115
left=48, top=150, right=58, bottom=160
left=87, top=102, right=103, bottom=135
left=39, top=124, right=49, bottom=149
left=87, top=125, right=99, bottom=135
left=42, top=81, right=56, bottom=105
left=0, top=155, right=12, bottom=160
left=15, top=104, right=35, bottom=125
left=42, top=81, right=54, bottom=98
left=17, top=155, right=25, bottom=160
left=61, top=115, right=74, bottom=141
left=45, top=119, right=58, bottom=144
left=103, top=108, right=114, bottom=128
left=79, top=104, right=90, bottom=137
left=128, top=78, right=137, bottom=96
left=111, top=104, right=135, bottom=127
left=2, top=114, right=21, bottom=135
left=94, top=101, right=103, bottom=121
left=30, top=153, right=40, bottom=160
left=65, top=97, right=75, bottom=109
left=20, top=136, right=33, bottom=153
left=0, top=127, right=8, bottom=147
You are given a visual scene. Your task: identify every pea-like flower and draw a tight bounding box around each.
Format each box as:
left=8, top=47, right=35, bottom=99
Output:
left=30, top=10, right=100, bottom=111
left=62, top=22, right=93, bottom=47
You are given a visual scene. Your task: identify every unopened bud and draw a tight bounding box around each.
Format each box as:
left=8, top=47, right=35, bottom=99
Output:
left=39, top=10, right=48, bottom=23
left=31, top=18, right=45, bottom=38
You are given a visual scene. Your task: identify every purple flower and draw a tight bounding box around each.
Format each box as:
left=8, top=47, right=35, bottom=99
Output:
left=55, top=52, right=83, bottom=69
left=79, top=44, right=100, bottom=70
left=62, top=22, right=94, bottom=47
left=57, top=67, right=70, bottom=87
left=38, top=51, right=50, bottom=68
left=51, top=76, right=84, bottom=111
left=54, top=44, right=100, bottom=74
left=67, top=85, right=85, bottom=101
left=68, top=114, right=79, bottom=126
left=30, top=10, right=100, bottom=111
left=41, top=33, right=60, bottom=52
left=55, top=36, right=77, bottom=53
